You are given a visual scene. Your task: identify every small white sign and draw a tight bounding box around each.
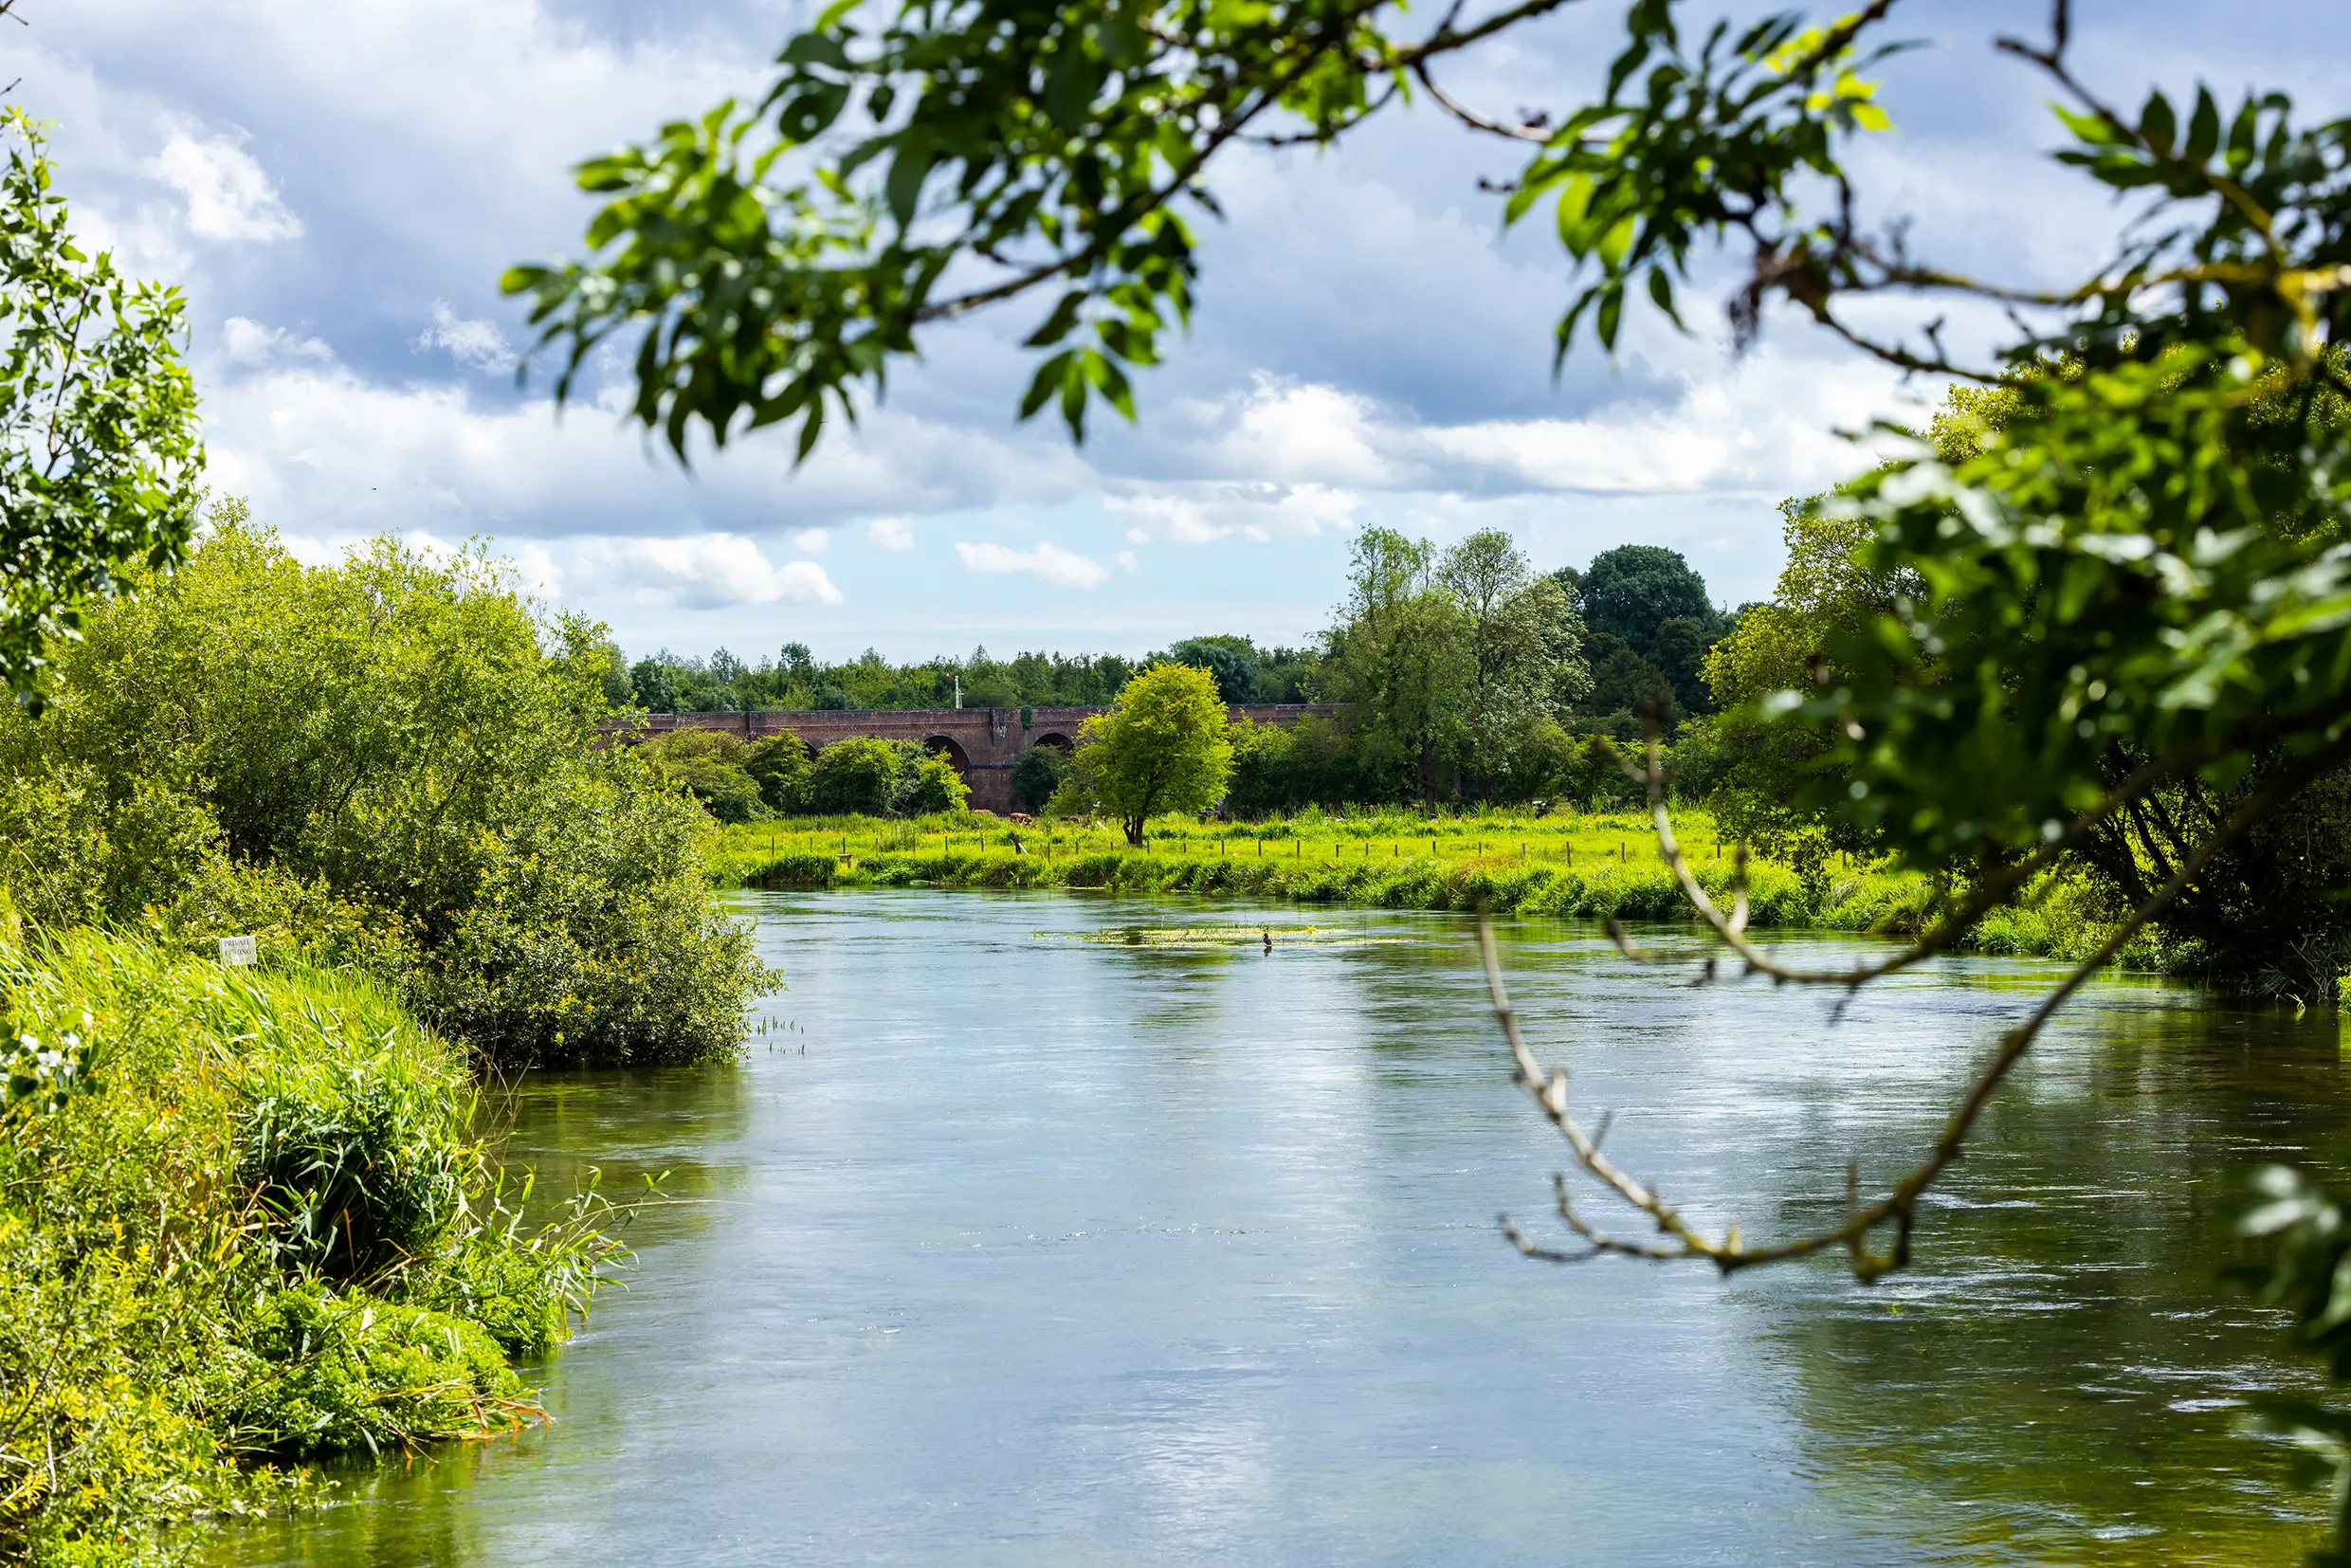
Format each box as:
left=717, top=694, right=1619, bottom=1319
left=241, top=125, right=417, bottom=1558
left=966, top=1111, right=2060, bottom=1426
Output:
left=218, top=935, right=258, bottom=967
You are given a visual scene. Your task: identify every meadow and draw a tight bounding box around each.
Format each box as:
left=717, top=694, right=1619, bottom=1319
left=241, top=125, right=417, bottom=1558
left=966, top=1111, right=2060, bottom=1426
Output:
left=707, top=806, right=2127, bottom=961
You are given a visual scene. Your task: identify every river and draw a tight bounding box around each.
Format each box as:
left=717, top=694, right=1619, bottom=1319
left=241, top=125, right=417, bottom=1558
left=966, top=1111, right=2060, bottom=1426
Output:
left=205, top=889, right=2349, bottom=1565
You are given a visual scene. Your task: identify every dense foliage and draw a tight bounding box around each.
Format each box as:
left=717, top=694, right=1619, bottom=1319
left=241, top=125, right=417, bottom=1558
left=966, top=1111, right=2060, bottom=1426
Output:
left=0, top=109, right=204, bottom=707
left=0, top=515, right=767, bottom=1068
left=623, top=635, right=1315, bottom=714
left=1066, top=662, right=1234, bottom=844
left=0, top=925, right=622, bottom=1563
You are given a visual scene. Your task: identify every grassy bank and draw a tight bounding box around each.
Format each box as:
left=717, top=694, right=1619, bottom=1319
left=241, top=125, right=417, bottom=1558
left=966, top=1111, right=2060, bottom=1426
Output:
left=0, top=917, right=619, bottom=1564
left=709, top=807, right=2138, bottom=962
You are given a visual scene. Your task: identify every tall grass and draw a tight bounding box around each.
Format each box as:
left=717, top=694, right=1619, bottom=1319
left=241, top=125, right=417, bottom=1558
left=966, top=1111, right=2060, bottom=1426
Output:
left=0, top=922, right=629, bottom=1564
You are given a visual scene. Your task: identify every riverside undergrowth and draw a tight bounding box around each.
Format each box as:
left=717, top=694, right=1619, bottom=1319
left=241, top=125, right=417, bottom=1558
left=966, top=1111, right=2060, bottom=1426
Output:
left=0, top=913, right=627, bottom=1566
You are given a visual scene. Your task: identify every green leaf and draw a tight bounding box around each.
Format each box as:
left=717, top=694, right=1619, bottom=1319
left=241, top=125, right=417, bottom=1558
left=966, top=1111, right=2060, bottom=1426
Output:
left=2139, top=89, right=2177, bottom=154
left=884, top=141, right=936, bottom=228
left=1025, top=290, right=1086, bottom=348
left=2184, top=87, right=2220, bottom=164
left=1019, top=351, right=1075, bottom=422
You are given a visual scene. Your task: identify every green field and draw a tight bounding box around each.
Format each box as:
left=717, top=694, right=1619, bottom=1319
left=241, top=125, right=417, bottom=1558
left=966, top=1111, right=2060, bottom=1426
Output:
left=706, top=807, right=2130, bottom=960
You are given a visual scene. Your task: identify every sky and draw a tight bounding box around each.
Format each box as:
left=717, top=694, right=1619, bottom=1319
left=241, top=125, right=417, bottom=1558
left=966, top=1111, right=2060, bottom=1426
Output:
left=11, top=0, right=2344, bottom=665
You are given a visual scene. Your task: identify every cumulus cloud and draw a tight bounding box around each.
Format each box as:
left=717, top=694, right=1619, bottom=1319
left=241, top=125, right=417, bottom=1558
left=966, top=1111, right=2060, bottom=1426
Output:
left=220, top=316, right=332, bottom=365
left=144, top=121, right=301, bottom=243
left=415, top=301, right=517, bottom=374
left=574, top=534, right=842, bottom=610
left=955, top=540, right=1111, bottom=590
left=789, top=527, right=830, bottom=554
left=1109, top=483, right=1361, bottom=545
left=866, top=516, right=916, bottom=552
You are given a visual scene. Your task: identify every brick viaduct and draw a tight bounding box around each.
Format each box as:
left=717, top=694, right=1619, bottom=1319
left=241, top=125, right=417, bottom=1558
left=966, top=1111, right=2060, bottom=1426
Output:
left=623, top=703, right=1334, bottom=813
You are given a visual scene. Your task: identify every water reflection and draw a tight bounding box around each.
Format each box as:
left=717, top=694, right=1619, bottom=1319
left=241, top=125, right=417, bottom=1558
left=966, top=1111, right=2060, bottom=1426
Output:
left=202, top=892, right=2341, bottom=1566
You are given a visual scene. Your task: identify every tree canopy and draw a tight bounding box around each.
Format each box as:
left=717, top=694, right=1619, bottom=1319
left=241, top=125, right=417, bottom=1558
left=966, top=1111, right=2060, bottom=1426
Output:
left=1078, top=662, right=1234, bottom=844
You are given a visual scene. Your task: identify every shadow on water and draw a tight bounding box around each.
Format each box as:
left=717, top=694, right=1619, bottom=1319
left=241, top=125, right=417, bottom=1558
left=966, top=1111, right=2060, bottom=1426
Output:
left=200, top=891, right=2348, bottom=1567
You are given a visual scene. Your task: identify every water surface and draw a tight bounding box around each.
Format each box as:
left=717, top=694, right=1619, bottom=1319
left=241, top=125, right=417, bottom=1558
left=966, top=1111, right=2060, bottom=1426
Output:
left=206, top=890, right=2350, bottom=1565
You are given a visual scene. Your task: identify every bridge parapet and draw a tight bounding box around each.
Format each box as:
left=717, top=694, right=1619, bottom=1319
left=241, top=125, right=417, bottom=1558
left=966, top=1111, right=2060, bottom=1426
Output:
left=611, top=702, right=1336, bottom=812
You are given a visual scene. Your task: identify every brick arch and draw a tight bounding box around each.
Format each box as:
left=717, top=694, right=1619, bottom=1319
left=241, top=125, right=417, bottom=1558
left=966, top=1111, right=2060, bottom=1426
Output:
left=1030, top=731, right=1076, bottom=753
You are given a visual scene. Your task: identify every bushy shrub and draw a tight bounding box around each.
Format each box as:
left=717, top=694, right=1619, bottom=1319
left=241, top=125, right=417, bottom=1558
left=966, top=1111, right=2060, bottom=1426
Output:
left=742, top=734, right=813, bottom=812
left=896, top=753, right=972, bottom=815
left=809, top=736, right=907, bottom=814
left=0, top=516, right=766, bottom=1067
left=641, top=730, right=769, bottom=823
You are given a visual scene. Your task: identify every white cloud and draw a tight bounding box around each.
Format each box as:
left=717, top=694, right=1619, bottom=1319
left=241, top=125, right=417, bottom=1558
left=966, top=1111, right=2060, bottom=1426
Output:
left=415, top=301, right=516, bottom=374
left=144, top=120, right=301, bottom=243
left=866, top=516, right=916, bottom=552
left=789, top=527, right=830, bottom=554
left=1109, top=483, right=1361, bottom=545
left=955, top=540, right=1111, bottom=591
left=221, top=316, right=333, bottom=365
left=1171, top=376, right=1410, bottom=488
left=574, top=533, right=842, bottom=610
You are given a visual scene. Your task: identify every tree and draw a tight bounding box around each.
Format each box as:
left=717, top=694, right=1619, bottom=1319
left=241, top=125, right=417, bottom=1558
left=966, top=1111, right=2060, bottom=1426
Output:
left=0, top=109, right=204, bottom=705
left=1576, top=545, right=1715, bottom=657
left=1315, top=527, right=1470, bottom=807
left=742, top=734, right=813, bottom=812
left=1166, top=635, right=1261, bottom=703
left=1078, top=663, right=1233, bottom=846
left=509, top=0, right=2351, bottom=1532
left=629, top=657, right=679, bottom=713
left=1435, top=529, right=1590, bottom=792
left=898, top=752, right=973, bottom=814
left=807, top=736, right=903, bottom=815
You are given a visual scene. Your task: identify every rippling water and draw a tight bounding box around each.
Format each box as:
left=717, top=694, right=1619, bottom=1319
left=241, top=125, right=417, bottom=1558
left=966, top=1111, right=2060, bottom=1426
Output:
left=203, top=890, right=2351, bottom=1566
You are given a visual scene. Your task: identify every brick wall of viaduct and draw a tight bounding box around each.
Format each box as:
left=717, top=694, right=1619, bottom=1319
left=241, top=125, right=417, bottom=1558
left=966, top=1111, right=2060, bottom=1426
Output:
left=624, top=703, right=1334, bottom=813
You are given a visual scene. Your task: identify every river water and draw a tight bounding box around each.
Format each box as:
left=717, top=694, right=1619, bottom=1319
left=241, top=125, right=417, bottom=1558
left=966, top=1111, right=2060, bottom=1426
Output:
left=205, top=890, right=2351, bottom=1566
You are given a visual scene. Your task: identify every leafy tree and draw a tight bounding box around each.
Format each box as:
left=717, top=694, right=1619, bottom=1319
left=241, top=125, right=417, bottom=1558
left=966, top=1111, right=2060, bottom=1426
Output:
left=1165, top=635, right=1260, bottom=703
left=897, top=752, right=973, bottom=814
left=0, top=109, right=204, bottom=705
left=1436, top=529, right=1591, bottom=792
left=1078, top=663, right=1233, bottom=846
left=1576, top=545, right=1715, bottom=657
left=1587, top=643, right=1677, bottom=721
left=1648, top=616, right=1720, bottom=718
left=742, top=733, right=813, bottom=812
left=807, top=736, right=903, bottom=814
left=629, top=657, right=679, bottom=713
left=642, top=730, right=769, bottom=823
left=1316, top=527, right=1471, bottom=807
left=1011, top=741, right=1070, bottom=811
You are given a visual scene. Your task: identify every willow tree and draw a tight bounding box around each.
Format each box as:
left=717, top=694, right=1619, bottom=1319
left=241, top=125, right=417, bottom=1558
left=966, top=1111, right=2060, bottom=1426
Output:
left=506, top=0, right=2351, bottom=1532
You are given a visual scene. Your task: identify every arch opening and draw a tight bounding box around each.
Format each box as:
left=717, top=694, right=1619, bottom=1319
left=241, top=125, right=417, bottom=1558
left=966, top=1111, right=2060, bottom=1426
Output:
left=923, top=736, right=974, bottom=775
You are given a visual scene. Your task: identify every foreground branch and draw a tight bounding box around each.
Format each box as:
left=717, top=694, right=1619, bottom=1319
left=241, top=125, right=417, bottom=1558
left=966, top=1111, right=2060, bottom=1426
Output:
left=1491, top=732, right=2347, bottom=1281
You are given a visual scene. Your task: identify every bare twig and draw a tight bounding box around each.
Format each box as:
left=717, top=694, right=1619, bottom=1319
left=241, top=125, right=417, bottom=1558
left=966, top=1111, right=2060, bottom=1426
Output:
left=1488, top=727, right=2351, bottom=1281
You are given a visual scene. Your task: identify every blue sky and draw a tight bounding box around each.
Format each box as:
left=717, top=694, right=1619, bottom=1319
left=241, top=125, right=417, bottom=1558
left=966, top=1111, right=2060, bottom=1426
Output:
left=17, top=0, right=2345, bottom=665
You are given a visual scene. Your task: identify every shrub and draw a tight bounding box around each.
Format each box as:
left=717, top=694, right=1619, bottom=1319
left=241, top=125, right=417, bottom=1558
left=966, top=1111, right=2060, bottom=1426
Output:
left=897, top=753, right=972, bottom=815
left=742, top=734, right=813, bottom=812
left=809, top=736, right=905, bottom=814
left=0, top=517, right=766, bottom=1067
